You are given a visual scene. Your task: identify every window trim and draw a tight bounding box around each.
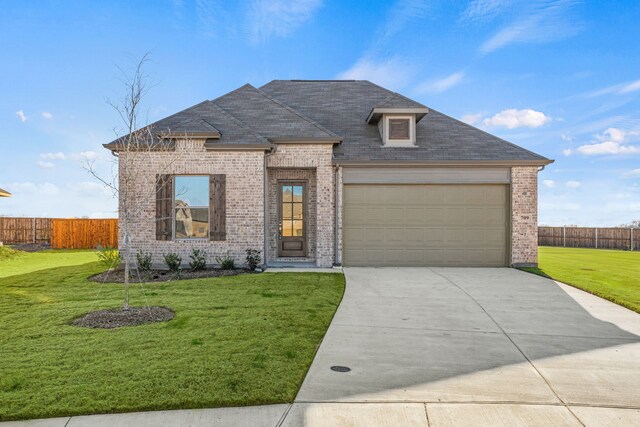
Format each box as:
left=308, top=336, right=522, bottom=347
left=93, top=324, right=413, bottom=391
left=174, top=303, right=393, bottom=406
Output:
left=172, top=175, right=210, bottom=241
left=383, top=114, right=416, bottom=146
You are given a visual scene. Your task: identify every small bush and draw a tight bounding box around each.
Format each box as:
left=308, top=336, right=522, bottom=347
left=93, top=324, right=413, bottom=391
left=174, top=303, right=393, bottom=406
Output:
left=136, top=251, right=153, bottom=279
left=245, top=249, right=262, bottom=270
left=215, top=251, right=235, bottom=270
left=0, top=246, right=24, bottom=261
left=189, top=249, right=207, bottom=271
left=96, top=246, right=121, bottom=269
left=163, top=252, right=182, bottom=277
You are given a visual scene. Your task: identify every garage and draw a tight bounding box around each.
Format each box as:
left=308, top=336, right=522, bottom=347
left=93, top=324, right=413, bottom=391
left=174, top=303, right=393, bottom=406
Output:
left=342, top=180, right=510, bottom=267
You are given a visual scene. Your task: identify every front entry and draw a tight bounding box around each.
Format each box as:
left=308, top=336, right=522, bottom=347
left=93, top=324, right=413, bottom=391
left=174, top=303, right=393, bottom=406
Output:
left=278, top=182, right=307, bottom=257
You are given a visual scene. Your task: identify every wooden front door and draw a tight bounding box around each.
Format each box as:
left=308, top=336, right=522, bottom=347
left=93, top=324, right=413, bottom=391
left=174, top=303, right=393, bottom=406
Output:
left=278, top=182, right=307, bottom=257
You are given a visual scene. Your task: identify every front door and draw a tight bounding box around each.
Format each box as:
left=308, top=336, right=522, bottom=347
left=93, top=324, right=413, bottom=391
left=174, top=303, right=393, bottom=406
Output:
left=278, top=182, right=307, bottom=257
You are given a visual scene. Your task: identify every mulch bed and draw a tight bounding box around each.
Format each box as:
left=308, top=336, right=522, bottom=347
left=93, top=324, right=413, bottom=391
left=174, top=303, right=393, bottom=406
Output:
left=72, top=306, right=175, bottom=329
left=9, top=243, right=51, bottom=252
left=89, top=267, right=256, bottom=283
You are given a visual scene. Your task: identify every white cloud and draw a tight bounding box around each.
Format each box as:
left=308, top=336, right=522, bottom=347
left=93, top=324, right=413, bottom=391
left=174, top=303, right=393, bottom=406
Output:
left=337, top=57, right=416, bottom=91
left=461, top=113, right=484, bottom=125
left=566, top=180, right=581, bottom=188
left=586, top=78, right=640, bottom=97
left=576, top=127, right=640, bottom=155
left=40, top=152, right=66, bottom=160
left=16, top=110, right=27, bottom=123
left=461, top=0, right=512, bottom=23
left=36, top=161, right=55, bottom=169
left=382, top=0, right=433, bottom=39
left=479, top=0, right=582, bottom=55
left=67, top=181, right=113, bottom=197
left=482, top=109, right=551, bottom=129
left=542, top=179, right=556, bottom=188
left=247, top=0, right=323, bottom=44
left=560, top=133, right=573, bottom=142
left=42, top=111, right=53, bottom=120
left=562, top=148, right=573, bottom=156
left=79, top=151, right=98, bottom=161
left=627, top=169, right=640, bottom=177
left=415, top=71, right=465, bottom=94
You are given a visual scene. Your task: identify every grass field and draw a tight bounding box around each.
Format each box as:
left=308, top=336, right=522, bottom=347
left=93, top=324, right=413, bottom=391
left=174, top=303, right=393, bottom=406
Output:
left=520, top=246, right=640, bottom=313
left=0, top=249, right=345, bottom=421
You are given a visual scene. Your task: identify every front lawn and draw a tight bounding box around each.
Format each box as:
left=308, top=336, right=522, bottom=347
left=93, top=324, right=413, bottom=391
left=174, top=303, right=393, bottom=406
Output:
left=0, top=250, right=345, bottom=421
left=520, top=246, right=640, bottom=313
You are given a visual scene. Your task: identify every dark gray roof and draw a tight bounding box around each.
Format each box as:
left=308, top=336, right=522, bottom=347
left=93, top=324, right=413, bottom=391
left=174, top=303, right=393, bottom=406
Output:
left=105, top=79, right=551, bottom=164
left=260, top=80, right=550, bottom=163
left=212, top=84, right=339, bottom=141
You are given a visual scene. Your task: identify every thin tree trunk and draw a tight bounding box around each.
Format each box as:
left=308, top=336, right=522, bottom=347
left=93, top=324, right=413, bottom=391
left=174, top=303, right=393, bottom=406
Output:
left=123, top=229, right=130, bottom=310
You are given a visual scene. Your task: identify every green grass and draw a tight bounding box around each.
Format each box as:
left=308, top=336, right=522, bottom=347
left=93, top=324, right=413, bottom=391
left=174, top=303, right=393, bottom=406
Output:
left=520, top=246, right=640, bottom=313
left=0, top=251, right=345, bottom=421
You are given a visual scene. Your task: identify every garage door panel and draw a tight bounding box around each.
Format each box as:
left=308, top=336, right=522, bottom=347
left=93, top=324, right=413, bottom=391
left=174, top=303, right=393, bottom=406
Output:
left=343, top=184, right=508, bottom=267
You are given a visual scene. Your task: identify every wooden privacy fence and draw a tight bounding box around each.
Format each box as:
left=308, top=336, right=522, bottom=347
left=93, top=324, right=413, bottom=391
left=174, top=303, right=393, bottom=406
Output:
left=0, top=217, right=52, bottom=244
left=0, top=217, right=118, bottom=249
left=50, top=219, right=118, bottom=249
left=539, top=226, right=639, bottom=251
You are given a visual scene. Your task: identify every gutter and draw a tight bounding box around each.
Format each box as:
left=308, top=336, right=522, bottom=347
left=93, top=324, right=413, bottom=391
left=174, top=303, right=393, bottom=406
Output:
left=334, top=163, right=341, bottom=266
left=335, top=159, right=555, bottom=167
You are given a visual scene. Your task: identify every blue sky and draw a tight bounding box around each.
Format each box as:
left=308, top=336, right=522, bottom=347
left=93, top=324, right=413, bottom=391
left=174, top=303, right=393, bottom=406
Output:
left=1, top=0, right=639, bottom=225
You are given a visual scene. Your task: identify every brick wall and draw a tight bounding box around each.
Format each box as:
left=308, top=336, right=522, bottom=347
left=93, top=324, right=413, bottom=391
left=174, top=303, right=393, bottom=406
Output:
left=511, top=166, right=538, bottom=266
left=118, top=139, right=264, bottom=268
left=267, top=144, right=335, bottom=267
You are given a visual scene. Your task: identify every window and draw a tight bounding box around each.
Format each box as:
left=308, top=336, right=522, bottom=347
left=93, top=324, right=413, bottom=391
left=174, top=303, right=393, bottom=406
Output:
left=389, top=118, right=410, bottom=140
left=174, top=176, right=209, bottom=239
left=382, top=115, right=415, bottom=146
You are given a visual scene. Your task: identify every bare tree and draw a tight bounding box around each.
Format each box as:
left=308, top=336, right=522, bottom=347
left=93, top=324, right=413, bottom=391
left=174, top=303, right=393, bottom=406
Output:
left=85, top=54, right=179, bottom=310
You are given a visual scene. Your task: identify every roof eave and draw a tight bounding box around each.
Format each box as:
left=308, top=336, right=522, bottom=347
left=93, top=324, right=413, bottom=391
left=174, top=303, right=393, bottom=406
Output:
left=366, top=107, right=430, bottom=124
left=269, top=137, right=343, bottom=144
left=335, top=159, right=555, bottom=167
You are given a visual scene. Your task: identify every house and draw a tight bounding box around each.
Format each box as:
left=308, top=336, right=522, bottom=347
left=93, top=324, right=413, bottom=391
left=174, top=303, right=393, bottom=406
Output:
left=104, top=80, right=552, bottom=268
left=0, top=187, right=11, bottom=197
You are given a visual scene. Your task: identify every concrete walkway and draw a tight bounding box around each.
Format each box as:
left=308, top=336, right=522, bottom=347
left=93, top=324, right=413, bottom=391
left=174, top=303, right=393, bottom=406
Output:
left=4, top=268, right=640, bottom=426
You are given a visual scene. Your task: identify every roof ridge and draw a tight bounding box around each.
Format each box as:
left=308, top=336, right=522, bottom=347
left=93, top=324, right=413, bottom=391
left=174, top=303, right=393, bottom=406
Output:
left=250, top=85, right=341, bottom=138
left=203, top=101, right=271, bottom=144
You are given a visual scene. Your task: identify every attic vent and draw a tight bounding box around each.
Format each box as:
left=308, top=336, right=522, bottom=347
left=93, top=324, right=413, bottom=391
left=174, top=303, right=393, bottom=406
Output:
left=389, top=119, right=410, bottom=140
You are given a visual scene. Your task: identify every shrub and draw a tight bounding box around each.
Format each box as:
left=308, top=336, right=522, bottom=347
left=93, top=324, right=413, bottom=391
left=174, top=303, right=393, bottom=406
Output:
left=136, top=251, right=153, bottom=279
left=245, top=249, right=262, bottom=270
left=189, top=249, right=207, bottom=271
left=96, top=246, right=121, bottom=270
left=215, top=251, right=235, bottom=270
left=163, top=252, right=182, bottom=277
left=0, top=246, right=24, bottom=261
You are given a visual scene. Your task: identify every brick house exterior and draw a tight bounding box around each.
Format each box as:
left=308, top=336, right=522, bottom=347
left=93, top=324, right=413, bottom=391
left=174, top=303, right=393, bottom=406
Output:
left=106, top=81, right=552, bottom=268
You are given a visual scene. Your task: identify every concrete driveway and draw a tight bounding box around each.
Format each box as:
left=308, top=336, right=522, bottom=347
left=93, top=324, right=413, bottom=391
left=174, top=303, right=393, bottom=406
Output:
left=283, top=267, right=640, bottom=426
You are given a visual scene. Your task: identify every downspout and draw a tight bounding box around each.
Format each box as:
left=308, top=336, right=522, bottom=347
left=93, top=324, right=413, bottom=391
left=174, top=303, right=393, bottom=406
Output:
left=263, top=144, right=277, bottom=270
left=334, top=160, right=341, bottom=266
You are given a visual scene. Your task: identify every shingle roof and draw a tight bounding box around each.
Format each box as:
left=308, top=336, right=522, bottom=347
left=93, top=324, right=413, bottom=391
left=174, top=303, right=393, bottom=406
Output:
left=212, top=84, right=339, bottom=141
left=104, top=79, right=551, bottom=164
left=260, top=80, right=550, bottom=163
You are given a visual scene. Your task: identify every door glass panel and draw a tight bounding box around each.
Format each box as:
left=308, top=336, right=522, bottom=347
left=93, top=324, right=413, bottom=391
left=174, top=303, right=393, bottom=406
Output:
left=282, top=204, right=292, bottom=219
left=282, top=220, right=293, bottom=237
left=292, top=203, right=303, bottom=219
left=282, top=186, right=293, bottom=202
left=293, top=186, right=303, bottom=202
left=292, top=220, right=304, bottom=236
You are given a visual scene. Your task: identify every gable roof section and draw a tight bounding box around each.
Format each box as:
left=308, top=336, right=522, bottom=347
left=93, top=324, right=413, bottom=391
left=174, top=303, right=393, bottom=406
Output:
left=259, top=80, right=551, bottom=164
left=211, top=84, right=340, bottom=142
left=105, top=100, right=270, bottom=149
left=0, top=187, right=11, bottom=197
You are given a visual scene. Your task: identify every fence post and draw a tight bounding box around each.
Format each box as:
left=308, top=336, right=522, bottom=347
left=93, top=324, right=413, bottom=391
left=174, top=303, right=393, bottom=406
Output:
left=632, top=228, right=635, bottom=251
left=595, top=227, right=598, bottom=249
left=563, top=226, right=566, bottom=247
left=32, top=218, right=36, bottom=244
